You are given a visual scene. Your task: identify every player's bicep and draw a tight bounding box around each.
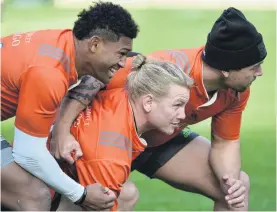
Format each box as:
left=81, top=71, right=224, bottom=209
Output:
left=15, top=66, right=68, bottom=137
left=212, top=111, right=243, bottom=140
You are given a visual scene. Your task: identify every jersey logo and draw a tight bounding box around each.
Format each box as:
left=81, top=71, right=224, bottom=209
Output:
left=0, top=43, right=3, bottom=48
left=182, top=127, right=192, bottom=138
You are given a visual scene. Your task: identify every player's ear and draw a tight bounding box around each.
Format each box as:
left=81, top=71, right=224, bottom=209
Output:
left=88, top=36, right=102, bottom=53
left=222, top=70, right=230, bottom=78
left=142, top=94, right=153, bottom=113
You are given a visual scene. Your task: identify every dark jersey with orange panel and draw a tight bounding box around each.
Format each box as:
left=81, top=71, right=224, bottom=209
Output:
left=107, top=47, right=250, bottom=145
left=70, top=88, right=146, bottom=210
left=1, top=29, right=78, bottom=136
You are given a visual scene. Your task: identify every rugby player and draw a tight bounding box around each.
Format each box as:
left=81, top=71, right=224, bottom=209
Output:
left=1, top=2, right=138, bottom=210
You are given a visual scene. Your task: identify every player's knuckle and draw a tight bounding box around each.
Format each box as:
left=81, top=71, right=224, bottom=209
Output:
left=232, top=192, right=239, bottom=198
left=233, top=191, right=239, bottom=196
left=237, top=196, right=244, bottom=202
left=241, top=186, right=246, bottom=192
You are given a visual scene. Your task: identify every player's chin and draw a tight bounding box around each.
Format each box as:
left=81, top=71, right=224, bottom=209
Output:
left=236, top=86, right=248, bottom=92
left=162, top=126, right=175, bottom=135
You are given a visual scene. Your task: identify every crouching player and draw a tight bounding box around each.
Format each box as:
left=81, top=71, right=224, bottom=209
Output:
left=53, top=54, right=193, bottom=210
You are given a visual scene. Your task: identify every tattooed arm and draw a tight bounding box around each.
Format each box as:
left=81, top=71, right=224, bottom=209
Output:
left=50, top=76, right=104, bottom=164
left=67, top=75, right=105, bottom=106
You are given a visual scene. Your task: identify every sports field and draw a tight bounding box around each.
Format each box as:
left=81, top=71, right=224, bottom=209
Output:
left=1, top=1, right=276, bottom=211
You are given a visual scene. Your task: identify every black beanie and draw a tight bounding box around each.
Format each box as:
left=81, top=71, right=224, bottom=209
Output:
left=202, top=7, right=267, bottom=70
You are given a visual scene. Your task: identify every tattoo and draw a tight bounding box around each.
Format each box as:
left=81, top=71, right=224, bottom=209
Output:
left=67, top=95, right=90, bottom=107
left=67, top=75, right=105, bottom=106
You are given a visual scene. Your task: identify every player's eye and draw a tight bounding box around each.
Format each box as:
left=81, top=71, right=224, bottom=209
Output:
left=174, top=103, right=183, bottom=107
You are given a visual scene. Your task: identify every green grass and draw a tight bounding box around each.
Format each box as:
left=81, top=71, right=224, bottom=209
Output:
left=1, top=3, right=276, bottom=211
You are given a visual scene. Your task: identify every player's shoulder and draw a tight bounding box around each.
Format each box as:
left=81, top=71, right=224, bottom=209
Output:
left=22, top=65, right=68, bottom=86
left=1, top=29, right=68, bottom=42
left=97, top=88, right=129, bottom=112
left=147, top=47, right=204, bottom=75
left=99, top=88, right=127, bottom=102
left=148, top=47, right=203, bottom=58
left=30, top=29, right=71, bottom=38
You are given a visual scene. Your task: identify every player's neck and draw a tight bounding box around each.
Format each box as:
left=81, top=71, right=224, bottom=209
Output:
left=129, top=100, right=152, bottom=136
left=202, top=62, right=226, bottom=93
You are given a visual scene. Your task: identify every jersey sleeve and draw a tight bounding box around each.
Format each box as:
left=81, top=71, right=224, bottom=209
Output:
left=15, top=66, right=68, bottom=137
left=211, top=88, right=250, bottom=140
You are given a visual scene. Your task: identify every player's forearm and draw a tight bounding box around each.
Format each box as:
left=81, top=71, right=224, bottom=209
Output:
left=54, top=97, right=86, bottom=132
left=209, top=134, right=241, bottom=191
left=12, top=127, right=84, bottom=202
left=67, top=75, right=105, bottom=107
left=53, top=75, right=105, bottom=134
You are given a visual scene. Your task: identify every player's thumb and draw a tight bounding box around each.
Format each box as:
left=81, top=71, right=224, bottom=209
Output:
left=64, top=153, right=75, bottom=164
left=73, top=141, right=83, bottom=160
left=101, top=186, right=116, bottom=198
left=101, top=186, right=110, bottom=193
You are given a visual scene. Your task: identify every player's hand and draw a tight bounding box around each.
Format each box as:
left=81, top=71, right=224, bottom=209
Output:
left=222, top=175, right=246, bottom=209
left=81, top=183, right=116, bottom=211
left=50, top=132, right=83, bottom=164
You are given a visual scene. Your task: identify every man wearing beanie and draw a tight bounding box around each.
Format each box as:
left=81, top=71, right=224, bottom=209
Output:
left=51, top=7, right=266, bottom=211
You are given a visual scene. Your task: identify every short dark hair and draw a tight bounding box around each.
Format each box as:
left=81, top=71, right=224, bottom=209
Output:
left=73, top=1, right=139, bottom=41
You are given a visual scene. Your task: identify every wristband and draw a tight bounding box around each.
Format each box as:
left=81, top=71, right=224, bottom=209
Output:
left=74, top=187, right=87, bottom=205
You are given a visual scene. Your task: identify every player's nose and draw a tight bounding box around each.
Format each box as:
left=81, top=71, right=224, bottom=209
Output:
left=177, top=108, right=186, bottom=120
left=255, top=66, right=263, bottom=77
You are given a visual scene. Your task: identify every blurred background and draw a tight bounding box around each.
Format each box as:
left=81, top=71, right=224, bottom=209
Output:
left=1, top=0, right=276, bottom=210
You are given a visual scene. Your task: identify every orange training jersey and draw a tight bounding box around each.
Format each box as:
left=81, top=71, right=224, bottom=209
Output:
left=70, top=88, right=146, bottom=210
left=1, top=29, right=78, bottom=137
left=107, top=47, right=250, bottom=143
